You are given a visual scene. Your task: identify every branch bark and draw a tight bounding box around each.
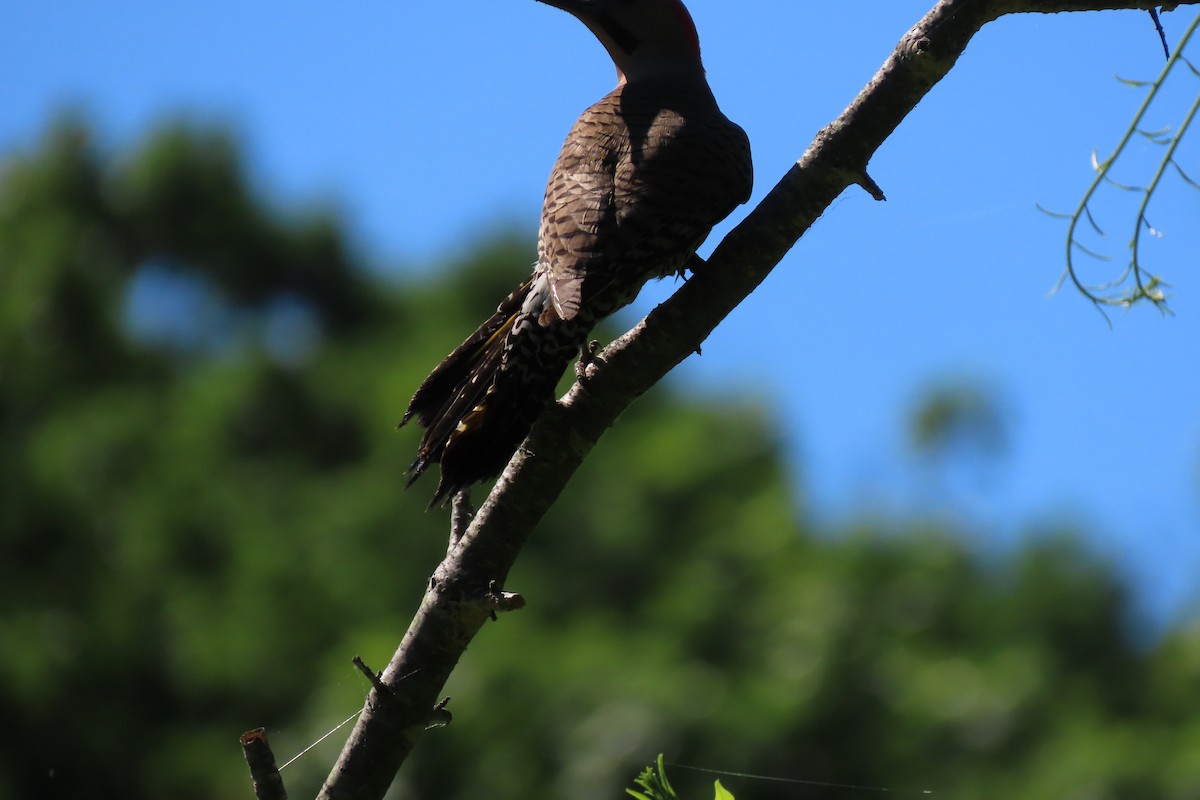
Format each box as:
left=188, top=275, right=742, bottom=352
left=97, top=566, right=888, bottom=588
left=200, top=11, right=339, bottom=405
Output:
left=241, top=728, right=289, bottom=800
left=312, top=1, right=1197, bottom=797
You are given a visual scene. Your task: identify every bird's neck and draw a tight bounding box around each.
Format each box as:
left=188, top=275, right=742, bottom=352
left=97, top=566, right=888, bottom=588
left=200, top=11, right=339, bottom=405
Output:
left=615, top=60, right=706, bottom=87
left=612, top=68, right=716, bottom=108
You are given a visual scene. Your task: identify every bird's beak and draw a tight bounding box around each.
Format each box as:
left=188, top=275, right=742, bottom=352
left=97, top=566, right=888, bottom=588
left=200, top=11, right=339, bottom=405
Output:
left=534, top=0, right=596, bottom=15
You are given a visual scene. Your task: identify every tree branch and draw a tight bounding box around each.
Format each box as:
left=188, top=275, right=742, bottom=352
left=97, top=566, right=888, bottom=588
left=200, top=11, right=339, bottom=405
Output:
left=241, top=728, right=289, bottom=800
left=313, top=1, right=1200, bottom=797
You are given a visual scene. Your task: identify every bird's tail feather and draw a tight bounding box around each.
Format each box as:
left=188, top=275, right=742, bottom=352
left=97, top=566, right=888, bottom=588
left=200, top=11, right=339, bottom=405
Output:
left=400, top=276, right=566, bottom=506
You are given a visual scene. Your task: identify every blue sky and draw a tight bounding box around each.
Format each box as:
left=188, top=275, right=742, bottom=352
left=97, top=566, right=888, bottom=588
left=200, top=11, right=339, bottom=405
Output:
left=4, top=2, right=1197, bottom=628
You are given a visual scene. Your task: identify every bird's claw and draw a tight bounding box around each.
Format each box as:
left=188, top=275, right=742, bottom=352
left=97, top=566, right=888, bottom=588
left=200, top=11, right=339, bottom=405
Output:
left=575, top=340, right=604, bottom=380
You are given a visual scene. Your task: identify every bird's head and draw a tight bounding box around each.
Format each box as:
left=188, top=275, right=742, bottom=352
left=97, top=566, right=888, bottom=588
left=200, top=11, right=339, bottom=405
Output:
left=536, top=0, right=705, bottom=85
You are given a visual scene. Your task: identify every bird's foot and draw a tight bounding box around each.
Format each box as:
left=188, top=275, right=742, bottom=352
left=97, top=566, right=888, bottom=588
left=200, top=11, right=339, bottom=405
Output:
left=575, top=340, right=605, bottom=380
left=677, top=253, right=708, bottom=281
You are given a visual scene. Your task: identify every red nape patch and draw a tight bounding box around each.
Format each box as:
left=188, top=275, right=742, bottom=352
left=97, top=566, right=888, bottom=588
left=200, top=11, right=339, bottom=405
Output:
left=669, top=0, right=701, bottom=55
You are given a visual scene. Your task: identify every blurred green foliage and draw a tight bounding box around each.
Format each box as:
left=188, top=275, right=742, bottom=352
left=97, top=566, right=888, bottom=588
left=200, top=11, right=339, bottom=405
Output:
left=2, top=118, right=1199, bottom=800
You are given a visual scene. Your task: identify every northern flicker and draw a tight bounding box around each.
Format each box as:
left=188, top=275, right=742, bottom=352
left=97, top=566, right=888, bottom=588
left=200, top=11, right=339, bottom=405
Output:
left=402, top=0, right=753, bottom=505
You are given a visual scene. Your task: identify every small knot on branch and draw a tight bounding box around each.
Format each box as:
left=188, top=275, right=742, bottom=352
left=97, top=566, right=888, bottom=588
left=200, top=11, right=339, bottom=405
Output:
left=352, top=655, right=391, bottom=699
left=426, top=697, right=453, bottom=730
left=483, top=580, right=526, bottom=619
left=856, top=170, right=887, bottom=201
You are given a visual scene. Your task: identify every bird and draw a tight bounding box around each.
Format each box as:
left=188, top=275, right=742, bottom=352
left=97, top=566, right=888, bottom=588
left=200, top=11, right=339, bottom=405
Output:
left=401, top=0, right=753, bottom=506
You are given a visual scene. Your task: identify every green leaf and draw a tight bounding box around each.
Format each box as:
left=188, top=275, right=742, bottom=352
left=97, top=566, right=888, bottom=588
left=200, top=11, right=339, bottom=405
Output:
left=713, top=779, right=736, bottom=800
left=627, top=756, right=677, bottom=800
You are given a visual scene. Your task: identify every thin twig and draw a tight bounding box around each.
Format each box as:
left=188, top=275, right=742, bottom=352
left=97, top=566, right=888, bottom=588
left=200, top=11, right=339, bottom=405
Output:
left=1052, top=10, right=1198, bottom=315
